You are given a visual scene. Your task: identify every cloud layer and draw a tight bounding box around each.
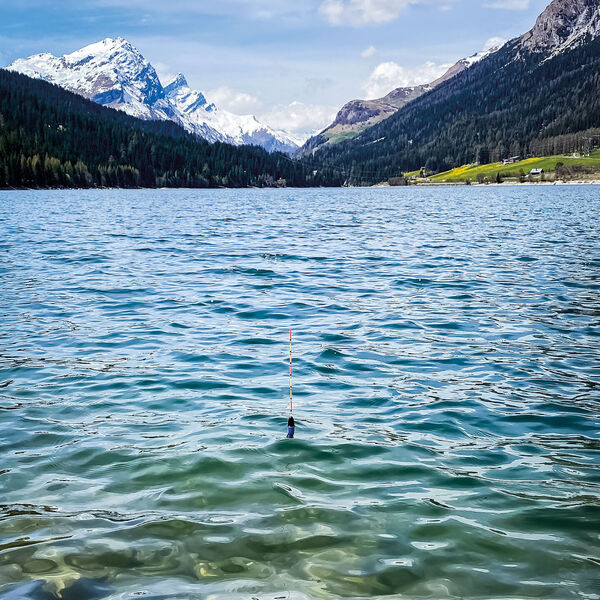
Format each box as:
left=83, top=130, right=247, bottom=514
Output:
left=201, top=88, right=337, bottom=141
left=319, top=0, right=418, bottom=25
left=260, top=101, right=338, bottom=141
left=482, top=36, right=507, bottom=51
left=206, top=87, right=264, bottom=114
left=485, top=0, right=530, bottom=9
left=361, top=45, right=377, bottom=58
left=362, top=60, right=451, bottom=98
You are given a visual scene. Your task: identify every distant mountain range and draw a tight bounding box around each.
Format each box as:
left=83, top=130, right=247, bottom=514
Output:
left=303, top=0, right=600, bottom=184
left=2, top=0, right=598, bottom=189
left=6, top=38, right=299, bottom=155
left=0, top=68, right=340, bottom=189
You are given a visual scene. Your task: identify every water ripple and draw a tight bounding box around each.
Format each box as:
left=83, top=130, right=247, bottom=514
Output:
left=0, top=188, right=599, bottom=599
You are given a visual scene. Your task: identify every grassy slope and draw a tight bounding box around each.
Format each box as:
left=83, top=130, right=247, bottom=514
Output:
left=322, top=113, right=395, bottom=146
left=424, top=151, right=600, bottom=182
left=323, top=129, right=365, bottom=144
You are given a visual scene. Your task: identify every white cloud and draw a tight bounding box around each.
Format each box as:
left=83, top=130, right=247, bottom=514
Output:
left=205, top=86, right=264, bottom=114
left=320, top=0, right=415, bottom=25
left=319, top=0, right=453, bottom=26
left=192, top=85, right=338, bottom=142
left=361, top=45, right=377, bottom=58
left=362, top=60, right=451, bottom=98
left=260, top=101, right=338, bottom=141
left=482, top=36, right=507, bottom=51
left=485, top=0, right=529, bottom=9
left=93, top=0, right=314, bottom=21
left=154, top=61, right=176, bottom=86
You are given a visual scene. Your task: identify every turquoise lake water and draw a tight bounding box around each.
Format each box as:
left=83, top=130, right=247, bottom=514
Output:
left=0, top=187, right=599, bottom=599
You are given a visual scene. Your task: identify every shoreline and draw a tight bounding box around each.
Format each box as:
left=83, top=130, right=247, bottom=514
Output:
left=2, top=179, right=600, bottom=191
left=377, top=179, right=600, bottom=187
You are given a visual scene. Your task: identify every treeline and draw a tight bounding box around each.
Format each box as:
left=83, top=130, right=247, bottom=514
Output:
left=307, top=36, right=600, bottom=185
left=528, top=128, right=600, bottom=158
left=0, top=70, right=342, bottom=189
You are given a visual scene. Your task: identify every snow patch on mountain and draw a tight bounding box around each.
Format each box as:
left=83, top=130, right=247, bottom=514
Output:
left=8, top=38, right=175, bottom=121
left=6, top=38, right=298, bottom=154
left=165, top=74, right=297, bottom=153
left=460, top=42, right=506, bottom=68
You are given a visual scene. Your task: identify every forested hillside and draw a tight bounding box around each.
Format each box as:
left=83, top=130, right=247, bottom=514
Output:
left=0, top=70, right=340, bottom=189
left=308, top=36, right=600, bottom=185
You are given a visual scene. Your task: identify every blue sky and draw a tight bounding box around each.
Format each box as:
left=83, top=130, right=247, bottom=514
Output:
left=1, top=0, right=550, bottom=137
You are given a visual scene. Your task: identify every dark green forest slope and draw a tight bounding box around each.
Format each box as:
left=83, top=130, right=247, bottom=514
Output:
left=308, top=37, right=600, bottom=186
left=0, top=70, right=341, bottom=189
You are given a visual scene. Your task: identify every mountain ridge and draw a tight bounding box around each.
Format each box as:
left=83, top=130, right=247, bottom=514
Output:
left=297, top=46, right=501, bottom=157
left=6, top=37, right=299, bottom=155
left=305, top=0, right=600, bottom=184
left=521, top=0, right=600, bottom=54
left=0, top=68, right=339, bottom=188
left=299, top=0, right=599, bottom=160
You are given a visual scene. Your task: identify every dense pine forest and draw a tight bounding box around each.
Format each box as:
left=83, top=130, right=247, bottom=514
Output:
left=0, top=70, right=341, bottom=189
left=307, top=37, right=600, bottom=186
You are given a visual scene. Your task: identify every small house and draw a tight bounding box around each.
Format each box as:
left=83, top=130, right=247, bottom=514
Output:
left=529, top=168, right=544, bottom=175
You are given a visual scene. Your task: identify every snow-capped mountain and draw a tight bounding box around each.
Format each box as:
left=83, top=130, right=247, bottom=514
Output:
left=6, top=38, right=298, bottom=154
left=163, top=73, right=298, bottom=153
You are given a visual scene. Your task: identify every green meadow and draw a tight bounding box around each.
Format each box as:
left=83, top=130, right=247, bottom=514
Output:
left=405, top=151, right=600, bottom=183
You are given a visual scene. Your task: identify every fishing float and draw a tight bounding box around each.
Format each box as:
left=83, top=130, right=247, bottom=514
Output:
left=287, top=327, right=295, bottom=438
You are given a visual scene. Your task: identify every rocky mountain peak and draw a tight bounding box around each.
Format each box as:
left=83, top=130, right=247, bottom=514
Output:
left=5, top=38, right=299, bottom=154
left=172, top=73, right=188, bottom=88
left=66, top=37, right=142, bottom=66
left=521, top=0, right=600, bottom=53
left=6, top=36, right=166, bottom=109
left=164, top=73, right=189, bottom=95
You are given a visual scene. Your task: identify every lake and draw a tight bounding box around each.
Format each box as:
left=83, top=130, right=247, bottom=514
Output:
left=0, top=187, right=599, bottom=599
